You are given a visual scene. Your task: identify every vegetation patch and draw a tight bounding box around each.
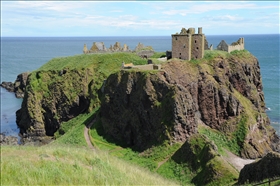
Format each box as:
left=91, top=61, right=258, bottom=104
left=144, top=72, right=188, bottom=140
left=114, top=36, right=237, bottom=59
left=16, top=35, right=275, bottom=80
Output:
left=198, top=112, right=248, bottom=156
left=1, top=145, right=178, bottom=185
left=204, top=50, right=229, bottom=60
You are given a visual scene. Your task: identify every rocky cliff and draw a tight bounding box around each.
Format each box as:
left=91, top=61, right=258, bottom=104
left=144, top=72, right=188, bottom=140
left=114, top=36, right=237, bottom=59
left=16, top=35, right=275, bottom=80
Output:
left=1, top=72, right=29, bottom=98
left=238, top=151, right=280, bottom=184
left=100, top=51, right=279, bottom=158
left=15, top=50, right=279, bottom=185
left=15, top=53, right=148, bottom=144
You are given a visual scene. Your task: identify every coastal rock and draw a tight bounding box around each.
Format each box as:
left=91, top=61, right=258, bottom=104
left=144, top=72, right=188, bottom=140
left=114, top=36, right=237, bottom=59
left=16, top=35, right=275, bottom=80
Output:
left=0, top=81, right=15, bottom=92
left=15, top=51, right=279, bottom=158
left=238, top=151, right=280, bottom=184
left=14, top=72, right=29, bottom=98
left=0, top=72, right=29, bottom=98
left=0, top=133, right=18, bottom=145
left=172, top=134, right=239, bottom=185
left=16, top=69, right=92, bottom=144
left=99, top=53, right=279, bottom=156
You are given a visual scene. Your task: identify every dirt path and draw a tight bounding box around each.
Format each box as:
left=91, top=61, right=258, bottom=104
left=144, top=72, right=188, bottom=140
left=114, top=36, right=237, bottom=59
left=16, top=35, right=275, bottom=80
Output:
left=223, top=150, right=255, bottom=172
left=84, top=120, right=96, bottom=150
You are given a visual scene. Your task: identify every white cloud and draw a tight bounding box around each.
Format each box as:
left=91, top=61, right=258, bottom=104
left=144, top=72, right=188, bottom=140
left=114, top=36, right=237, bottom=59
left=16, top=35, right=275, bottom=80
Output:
left=162, top=2, right=279, bottom=16
left=1, top=1, right=279, bottom=36
left=203, top=15, right=244, bottom=22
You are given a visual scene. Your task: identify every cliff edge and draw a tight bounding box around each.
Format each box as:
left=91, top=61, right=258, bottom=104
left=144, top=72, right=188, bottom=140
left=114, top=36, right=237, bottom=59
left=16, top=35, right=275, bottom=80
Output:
left=15, top=50, right=279, bottom=184
left=100, top=51, right=279, bottom=158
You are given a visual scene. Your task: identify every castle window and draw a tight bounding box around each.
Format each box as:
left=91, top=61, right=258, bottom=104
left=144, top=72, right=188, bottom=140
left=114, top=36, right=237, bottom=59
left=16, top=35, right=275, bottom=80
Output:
left=179, top=53, right=181, bottom=55
left=195, top=40, right=197, bottom=43
left=183, top=44, right=186, bottom=48
left=196, top=47, right=199, bottom=50
left=176, top=37, right=178, bottom=40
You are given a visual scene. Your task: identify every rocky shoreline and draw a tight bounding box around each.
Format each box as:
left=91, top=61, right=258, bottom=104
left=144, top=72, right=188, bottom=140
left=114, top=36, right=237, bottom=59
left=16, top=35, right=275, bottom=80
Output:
left=0, top=72, right=29, bottom=98
left=0, top=133, right=19, bottom=145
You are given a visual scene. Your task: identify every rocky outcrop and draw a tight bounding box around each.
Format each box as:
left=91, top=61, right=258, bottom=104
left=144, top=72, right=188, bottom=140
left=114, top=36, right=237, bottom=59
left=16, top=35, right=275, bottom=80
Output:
left=15, top=51, right=279, bottom=158
left=172, top=134, right=239, bottom=185
left=16, top=69, right=93, bottom=144
left=238, top=151, right=280, bottom=184
left=0, top=72, right=29, bottom=98
left=0, top=133, right=18, bottom=145
left=15, top=53, right=148, bottom=145
left=100, top=52, right=279, bottom=157
left=0, top=81, right=15, bottom=92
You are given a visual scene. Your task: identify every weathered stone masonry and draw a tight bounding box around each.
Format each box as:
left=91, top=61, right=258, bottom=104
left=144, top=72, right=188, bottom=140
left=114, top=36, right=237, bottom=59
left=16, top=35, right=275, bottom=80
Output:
left=217, top=37, right=245, bottom=53
left=172, top=27, right=205, bottom=60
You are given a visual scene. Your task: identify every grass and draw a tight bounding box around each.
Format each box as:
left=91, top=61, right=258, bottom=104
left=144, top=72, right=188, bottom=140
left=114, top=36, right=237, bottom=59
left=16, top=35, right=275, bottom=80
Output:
left=1, top=145, right=179, bottom=185
left=198, top=116, right=248, bottom=155
left=204, top=50, right=229, bottom=60
left=87, top=119, right=200, bottom=185
left=38, top=52, right=148, bottom=71
left=150, top=52, right=166, bottom=58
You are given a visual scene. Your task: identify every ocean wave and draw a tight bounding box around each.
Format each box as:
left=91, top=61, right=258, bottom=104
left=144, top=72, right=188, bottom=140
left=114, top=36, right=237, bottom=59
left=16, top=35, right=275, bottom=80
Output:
left=265, top=107, right=271, bottom=111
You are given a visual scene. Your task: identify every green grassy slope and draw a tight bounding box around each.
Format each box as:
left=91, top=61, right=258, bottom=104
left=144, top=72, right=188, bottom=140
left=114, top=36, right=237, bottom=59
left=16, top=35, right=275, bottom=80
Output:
left=1, top=145, right=179, bottom=185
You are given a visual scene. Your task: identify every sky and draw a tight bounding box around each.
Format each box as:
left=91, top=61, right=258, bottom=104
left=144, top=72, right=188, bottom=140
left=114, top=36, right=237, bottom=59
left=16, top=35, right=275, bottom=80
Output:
left=1, top=1, right=279, bottom=37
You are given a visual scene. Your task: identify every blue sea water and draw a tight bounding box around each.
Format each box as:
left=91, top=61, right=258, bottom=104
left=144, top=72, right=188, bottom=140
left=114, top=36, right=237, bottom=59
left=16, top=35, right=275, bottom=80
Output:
left=1, top=35, right=279, bottom=137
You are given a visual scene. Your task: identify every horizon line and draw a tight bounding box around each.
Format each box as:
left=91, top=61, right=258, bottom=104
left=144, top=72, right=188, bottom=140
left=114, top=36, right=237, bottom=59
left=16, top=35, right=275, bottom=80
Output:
left=1, top=33, right=280, bottom=38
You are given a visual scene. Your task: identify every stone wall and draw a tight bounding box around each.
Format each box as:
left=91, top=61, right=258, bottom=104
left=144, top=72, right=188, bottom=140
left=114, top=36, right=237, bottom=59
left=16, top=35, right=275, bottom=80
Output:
left=172, top=34, right=191, bottom=60
left=171, top=27, right=205, bottom=60
left=191, top=34, right=204, bottom=59
left=217, top=38, right=245, bottom=53
left=228, top=38, right=245, bottom=53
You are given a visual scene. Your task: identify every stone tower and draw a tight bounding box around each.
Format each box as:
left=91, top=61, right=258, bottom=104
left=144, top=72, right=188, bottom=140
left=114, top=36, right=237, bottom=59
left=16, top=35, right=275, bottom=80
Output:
left=172, top=27, right=205, bottom=60
left=83, top=44, right=89, bottom=54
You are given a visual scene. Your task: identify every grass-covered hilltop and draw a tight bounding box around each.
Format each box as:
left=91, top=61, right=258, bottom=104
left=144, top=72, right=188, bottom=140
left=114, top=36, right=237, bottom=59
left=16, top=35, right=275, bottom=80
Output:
left=2, top=49, right=280, bottom=185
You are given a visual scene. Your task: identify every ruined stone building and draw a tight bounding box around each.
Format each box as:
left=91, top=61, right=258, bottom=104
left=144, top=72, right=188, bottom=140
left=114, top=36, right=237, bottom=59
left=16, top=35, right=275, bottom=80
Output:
left=171, top=27, right=205, bottom=60
left=217, top=38, right=244, bottom=53
left=83, top=42, right=130, bottom=54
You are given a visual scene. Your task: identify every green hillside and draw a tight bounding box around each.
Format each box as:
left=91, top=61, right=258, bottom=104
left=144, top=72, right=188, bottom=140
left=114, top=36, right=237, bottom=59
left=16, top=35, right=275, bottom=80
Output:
left=1, top=145, right=179, bottom=185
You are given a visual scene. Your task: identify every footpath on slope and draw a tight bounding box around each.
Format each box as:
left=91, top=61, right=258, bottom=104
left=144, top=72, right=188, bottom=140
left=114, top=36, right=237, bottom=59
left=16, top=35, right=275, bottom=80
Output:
left=223, top=150, right=255, bottom=172
left=84, top=120, right=96, bottom=150
left=83, top=119, right=255, bottom=172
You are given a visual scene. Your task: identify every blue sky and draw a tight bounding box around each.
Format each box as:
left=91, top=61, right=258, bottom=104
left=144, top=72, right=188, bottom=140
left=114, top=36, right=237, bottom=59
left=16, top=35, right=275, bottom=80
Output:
left=1, top=1, right=279, bottom=36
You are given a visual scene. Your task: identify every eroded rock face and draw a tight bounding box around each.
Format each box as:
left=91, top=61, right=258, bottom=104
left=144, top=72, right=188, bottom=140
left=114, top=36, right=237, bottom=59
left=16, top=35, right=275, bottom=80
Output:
left=16, top=51, right=279, bottom=156
left=0, top=72, right=29, bottom=98
left=238, top=151, right=280, bottom=184
left=100, top=54, right=279, bottom=157
left=0, top=133, right=18, bottom=145
left=16, top=69, right=92, bottom=144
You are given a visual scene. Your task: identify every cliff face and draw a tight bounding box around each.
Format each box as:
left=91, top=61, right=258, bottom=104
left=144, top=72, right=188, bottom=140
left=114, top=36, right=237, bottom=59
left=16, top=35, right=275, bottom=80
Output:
left=100, top=51, right=279, bottom=158
left=15, top=53, right=148, bottom=144
left=238, top=151, right=280, bottom=184
left=16, top=69, right=94, bottom=144
left=0, top=72, right=29, bottom=98
left=16, top=51, right=279, bottom=158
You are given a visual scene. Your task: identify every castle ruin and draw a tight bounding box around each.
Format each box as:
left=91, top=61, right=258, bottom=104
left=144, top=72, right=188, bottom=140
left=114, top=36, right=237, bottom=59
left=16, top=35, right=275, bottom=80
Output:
left=217, top=38, right=245, bottom=53
left=83, top=42, right=131, bottom=54
left=169, top=27, right=245, bottom=60
left=171, top=27, right=205, bottom=60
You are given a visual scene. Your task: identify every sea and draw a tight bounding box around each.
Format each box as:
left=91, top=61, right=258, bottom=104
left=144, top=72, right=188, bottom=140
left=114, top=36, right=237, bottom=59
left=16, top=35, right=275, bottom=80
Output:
left=1, top=35, right=279, bottom=138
